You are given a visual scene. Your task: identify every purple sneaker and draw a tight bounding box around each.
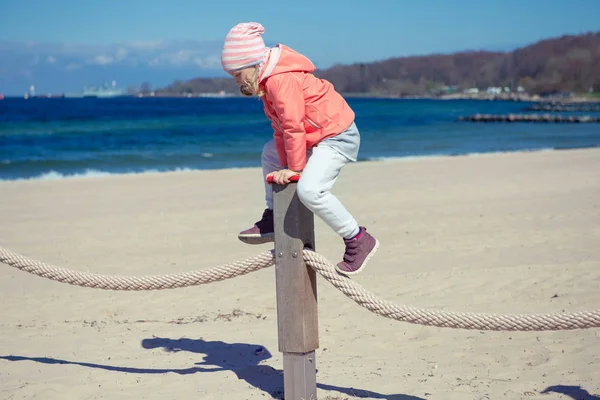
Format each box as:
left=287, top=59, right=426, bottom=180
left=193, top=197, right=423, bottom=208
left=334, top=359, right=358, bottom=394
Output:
left=335, top=227, right=379, bottom=276
left=238, top=208, right=275, bottom=245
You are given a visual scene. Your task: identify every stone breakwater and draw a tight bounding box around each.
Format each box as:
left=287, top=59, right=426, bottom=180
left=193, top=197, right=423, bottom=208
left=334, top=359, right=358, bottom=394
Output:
left=458, top=114, right=600, bottom=123
left=523, top=102, right=600, bottom=113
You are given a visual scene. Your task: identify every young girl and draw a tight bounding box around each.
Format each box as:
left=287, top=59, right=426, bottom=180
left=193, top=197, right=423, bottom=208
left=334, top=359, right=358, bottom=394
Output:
left=221, top=22, right=379, bottom=276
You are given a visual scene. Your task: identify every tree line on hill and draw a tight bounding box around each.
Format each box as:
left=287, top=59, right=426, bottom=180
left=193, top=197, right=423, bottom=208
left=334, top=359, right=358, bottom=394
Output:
left=154, top=31, right=600, bottom=97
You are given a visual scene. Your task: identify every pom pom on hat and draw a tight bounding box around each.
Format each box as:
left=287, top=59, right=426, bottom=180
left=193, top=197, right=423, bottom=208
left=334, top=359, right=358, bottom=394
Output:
left=221, top=22, right=268, bottom=73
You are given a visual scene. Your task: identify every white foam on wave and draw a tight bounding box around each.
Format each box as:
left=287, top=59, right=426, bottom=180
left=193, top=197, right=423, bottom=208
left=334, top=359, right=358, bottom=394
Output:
left=366, top=147, right=557, bottom=162
left=1, top=147, right=562, bottom=182
left=3, top=168, right=201, bottom=182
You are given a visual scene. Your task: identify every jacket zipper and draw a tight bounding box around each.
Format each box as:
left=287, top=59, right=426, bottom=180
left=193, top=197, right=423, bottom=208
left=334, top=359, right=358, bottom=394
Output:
left=271, top=116, right=321, bottom=131
left=305, top=117, right=322, bottom=129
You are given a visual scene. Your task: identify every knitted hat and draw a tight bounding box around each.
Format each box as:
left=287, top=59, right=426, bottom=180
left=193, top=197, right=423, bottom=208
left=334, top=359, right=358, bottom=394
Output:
left=221, top=22, right=269, bottom=73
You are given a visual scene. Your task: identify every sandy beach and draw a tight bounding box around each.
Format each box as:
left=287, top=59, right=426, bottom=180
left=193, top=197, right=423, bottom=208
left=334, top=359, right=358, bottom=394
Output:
left=1, top=148, right=599, bottom=400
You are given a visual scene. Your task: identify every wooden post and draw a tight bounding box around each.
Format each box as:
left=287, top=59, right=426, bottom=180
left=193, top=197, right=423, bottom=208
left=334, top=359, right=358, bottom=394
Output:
left=273, top=181, right=319, bottom=400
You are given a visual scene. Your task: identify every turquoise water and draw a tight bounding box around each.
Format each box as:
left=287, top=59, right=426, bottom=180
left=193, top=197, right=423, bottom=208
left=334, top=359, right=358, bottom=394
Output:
left=1, top=97, right=599, bottom=181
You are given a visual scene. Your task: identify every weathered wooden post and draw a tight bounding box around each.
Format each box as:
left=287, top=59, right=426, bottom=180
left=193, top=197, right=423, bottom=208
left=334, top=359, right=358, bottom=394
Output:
left=272, top=177, right=319, bottom=400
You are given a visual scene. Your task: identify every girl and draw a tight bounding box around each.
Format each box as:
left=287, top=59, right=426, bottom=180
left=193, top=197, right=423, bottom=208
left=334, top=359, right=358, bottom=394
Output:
left=221, top=22, right=379, bottom=276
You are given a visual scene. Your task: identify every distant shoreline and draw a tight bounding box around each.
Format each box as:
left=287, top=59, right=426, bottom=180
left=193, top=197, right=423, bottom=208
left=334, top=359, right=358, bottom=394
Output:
left=3, top=93, right=599, bottom=103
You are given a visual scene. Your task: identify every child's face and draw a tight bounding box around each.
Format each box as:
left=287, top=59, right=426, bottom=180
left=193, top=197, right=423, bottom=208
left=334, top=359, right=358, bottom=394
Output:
left=231, top=67, right=256, bottom=96
left=231, top=67, right=254, bottom=87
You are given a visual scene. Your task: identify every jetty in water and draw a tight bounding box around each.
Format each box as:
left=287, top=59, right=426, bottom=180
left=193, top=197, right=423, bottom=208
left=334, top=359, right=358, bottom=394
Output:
left=458, top=114, right=600, bottom=123
left=522, top=102, right=600, bottom=113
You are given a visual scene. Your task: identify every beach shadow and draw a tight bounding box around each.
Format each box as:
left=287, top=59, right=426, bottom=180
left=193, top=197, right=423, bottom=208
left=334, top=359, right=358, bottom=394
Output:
left=0, top=354, right=204, bottom=375
left=141, top=337, right=425, bottom=399
left=0, top=337, right=425, bottom=400
left=541, top=385, right=600, bottom=399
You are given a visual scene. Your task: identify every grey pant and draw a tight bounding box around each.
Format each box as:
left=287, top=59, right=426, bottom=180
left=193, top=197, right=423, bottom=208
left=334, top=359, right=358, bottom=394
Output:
left=262, top=123, right=360, bottom=239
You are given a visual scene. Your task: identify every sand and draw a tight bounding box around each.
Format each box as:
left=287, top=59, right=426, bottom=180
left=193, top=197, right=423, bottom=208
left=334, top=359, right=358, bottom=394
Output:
left=1, top=148, right=599, bottom=400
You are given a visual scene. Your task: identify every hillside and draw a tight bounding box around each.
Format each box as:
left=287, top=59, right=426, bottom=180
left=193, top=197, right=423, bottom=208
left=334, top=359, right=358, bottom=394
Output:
left=156, top=31, right=600, bottom=97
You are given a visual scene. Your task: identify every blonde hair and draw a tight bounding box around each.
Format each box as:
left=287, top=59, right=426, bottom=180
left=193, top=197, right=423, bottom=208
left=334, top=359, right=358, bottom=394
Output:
left=240, top=66, right=265, bottom=98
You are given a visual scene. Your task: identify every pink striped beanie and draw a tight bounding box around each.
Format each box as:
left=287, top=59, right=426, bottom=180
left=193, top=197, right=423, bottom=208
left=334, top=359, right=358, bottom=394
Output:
left=221, top=22, right=269, bottom=73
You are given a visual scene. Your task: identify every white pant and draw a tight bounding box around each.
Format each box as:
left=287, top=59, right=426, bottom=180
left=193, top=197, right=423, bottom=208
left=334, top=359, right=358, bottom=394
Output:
left=262, top=132, right=360, bottom=239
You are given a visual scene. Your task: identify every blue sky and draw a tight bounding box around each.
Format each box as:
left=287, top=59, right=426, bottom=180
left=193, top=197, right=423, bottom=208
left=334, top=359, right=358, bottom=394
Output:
left=0, top=0, right=599, bottom=94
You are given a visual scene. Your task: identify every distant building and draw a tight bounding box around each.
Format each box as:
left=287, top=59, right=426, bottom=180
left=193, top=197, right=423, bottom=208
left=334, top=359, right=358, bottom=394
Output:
left=441, top=86, right=459, bottom=94
left=486, top=87, right=502, bottom=95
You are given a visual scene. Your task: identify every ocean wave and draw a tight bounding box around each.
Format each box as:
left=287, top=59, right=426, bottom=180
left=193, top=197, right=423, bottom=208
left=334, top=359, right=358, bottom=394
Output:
left=364, top=147, right=558, bottom=162
left=0, top=163, right=263, bottom=181
left=2, top=168, right=200, bottom=182
left=3, top=146, right=598, bottom=182
left=0, top=115, right=268, bottom=137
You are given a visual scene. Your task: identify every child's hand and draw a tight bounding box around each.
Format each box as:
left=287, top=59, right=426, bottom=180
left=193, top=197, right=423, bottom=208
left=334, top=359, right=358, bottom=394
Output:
left=267, top=169, right=301, bottom=185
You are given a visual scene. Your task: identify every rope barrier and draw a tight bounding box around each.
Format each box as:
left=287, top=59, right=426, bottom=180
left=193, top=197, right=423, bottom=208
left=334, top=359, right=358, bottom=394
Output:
left=1, top=246, right=599, bottom=331
left=302, top=250, right=600, bottom=331
left=0, top=247, right=274, bottom=291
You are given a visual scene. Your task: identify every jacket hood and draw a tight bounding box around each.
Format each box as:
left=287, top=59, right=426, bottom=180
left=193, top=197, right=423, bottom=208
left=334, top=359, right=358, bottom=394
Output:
left=259, top=45, right=315, bottom=82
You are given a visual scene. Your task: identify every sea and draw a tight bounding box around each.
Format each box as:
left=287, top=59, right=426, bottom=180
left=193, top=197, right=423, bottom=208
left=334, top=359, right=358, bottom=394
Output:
left=1, top=97, right=599, bottom=181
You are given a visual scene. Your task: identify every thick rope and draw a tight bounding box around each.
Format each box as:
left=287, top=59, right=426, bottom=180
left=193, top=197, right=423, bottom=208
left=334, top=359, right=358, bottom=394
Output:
left=302, top=249, right=600, bottom=331
left=1, top=246, right=599, bottom=331
left=0, top=247, right=274, bottom=291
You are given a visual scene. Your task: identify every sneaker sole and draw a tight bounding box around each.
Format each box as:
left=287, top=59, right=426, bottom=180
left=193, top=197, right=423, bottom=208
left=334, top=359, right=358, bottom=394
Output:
left=238, top=233, right=275, bottom=245
left=335, top=238, right=380, bottom=276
